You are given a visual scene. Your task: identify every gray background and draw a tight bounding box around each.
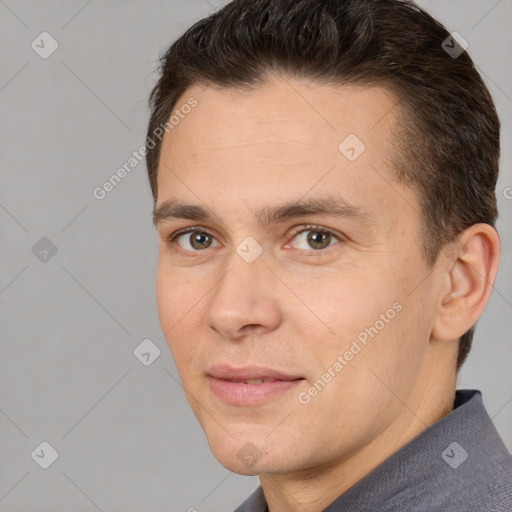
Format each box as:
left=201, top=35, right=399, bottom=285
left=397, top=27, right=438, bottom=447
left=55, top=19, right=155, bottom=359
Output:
left=0, top=1, right=511, bottom=511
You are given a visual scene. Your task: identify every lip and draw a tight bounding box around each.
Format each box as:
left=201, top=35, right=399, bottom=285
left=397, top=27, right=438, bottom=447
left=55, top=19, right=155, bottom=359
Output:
left=207, top=364, right=303, bottom=381
left=206, top=364, right=305, bottom=406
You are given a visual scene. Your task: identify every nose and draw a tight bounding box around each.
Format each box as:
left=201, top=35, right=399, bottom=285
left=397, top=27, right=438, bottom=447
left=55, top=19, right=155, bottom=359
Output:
left=203, top=248, right=282, bottom=341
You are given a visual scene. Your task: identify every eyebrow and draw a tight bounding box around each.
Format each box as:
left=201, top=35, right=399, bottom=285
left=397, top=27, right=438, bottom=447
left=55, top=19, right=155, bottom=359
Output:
left=152, top=194, right=373, bottom=229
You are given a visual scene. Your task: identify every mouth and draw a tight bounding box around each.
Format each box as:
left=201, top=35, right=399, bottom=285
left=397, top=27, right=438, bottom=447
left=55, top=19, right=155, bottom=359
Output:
left=206, top=364, right=305, bottom=405
left=222, top=378, right=286, bottom=384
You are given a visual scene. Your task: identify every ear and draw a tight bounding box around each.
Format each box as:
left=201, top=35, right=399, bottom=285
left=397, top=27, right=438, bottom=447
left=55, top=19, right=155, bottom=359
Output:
left=431, top=223, right=500, bottom=342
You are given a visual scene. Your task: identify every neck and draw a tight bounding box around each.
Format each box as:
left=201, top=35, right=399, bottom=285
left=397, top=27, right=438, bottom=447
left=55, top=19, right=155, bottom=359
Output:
left=259, top=350, right=457, bottom=512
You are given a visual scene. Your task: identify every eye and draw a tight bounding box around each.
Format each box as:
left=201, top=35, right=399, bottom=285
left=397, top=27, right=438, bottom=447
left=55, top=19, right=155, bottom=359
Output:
left=167, top=227, right=221, bottom=253
left=165, top=224, right=344, bottom=257
left=285, top=225, right=343, bottom=252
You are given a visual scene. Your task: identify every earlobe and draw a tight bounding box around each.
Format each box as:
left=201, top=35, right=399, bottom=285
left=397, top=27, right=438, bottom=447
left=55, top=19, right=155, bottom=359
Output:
left=432, top=224, right=500, bottom=341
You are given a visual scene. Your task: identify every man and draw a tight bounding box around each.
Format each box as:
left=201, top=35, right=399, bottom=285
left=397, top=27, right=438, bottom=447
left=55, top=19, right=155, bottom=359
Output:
left=145, top=0, right=512, bottom=510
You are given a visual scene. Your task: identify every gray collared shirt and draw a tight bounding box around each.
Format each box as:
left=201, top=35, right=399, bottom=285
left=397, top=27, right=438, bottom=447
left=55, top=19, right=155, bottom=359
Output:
left=233, top=389, right=512, bottom=511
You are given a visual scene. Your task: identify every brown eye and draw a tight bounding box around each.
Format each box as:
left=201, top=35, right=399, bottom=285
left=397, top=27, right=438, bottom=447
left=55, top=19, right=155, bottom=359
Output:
left=306, top=230, right=332, bottom=250
left=188, top=231, right=213, bottom=250
left=179, top=230, right=216, bottom=250
left=288, top=227, right=340, bottom=251
left=168, top=228, right=220, bottom=253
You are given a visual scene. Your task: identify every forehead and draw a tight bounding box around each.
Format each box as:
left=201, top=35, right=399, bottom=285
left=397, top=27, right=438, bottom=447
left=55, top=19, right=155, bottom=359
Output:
left=159, top=79, right=398, bottom=164
left=154, top=78, right=415, bottom=232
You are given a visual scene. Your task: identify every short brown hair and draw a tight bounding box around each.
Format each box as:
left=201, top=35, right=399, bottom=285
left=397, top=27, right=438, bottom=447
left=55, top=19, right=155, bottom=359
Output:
left=145, top=0, right=500, bottom=370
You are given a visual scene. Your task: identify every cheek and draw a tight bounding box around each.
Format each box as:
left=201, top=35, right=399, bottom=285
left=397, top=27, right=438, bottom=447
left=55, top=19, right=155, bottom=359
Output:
left=156, top=262, right=203, bottom=327
left=155, top=265, right=200, bottom=366
left=301, top=302, right=423, bottom=439
left=155, top=266, right=176, bottom=333
left=290, top=265, right=397, bottom=345
left=305, top=267, right=423, bottom=387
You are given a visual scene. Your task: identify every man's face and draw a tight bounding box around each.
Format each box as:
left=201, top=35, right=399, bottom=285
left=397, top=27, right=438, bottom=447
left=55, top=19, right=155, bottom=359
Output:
left=154, top=78, right=442, bottom=475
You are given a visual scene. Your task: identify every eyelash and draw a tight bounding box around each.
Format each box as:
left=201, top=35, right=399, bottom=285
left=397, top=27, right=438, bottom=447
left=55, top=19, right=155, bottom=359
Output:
left=165, top=224, right=344, bottom=258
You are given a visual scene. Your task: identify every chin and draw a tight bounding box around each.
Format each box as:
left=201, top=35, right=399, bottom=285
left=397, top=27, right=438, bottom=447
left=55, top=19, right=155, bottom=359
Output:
left=210, top=436, right=305, bottom=477
left=204, top=431, right=273, bottom=474
left=208, top=445, right=262, bottom=475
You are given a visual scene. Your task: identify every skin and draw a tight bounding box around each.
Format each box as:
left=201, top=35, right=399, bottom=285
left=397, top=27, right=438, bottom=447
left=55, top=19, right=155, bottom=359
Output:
left=153, top=76, right=500, bottom=512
